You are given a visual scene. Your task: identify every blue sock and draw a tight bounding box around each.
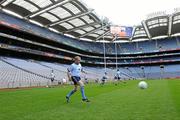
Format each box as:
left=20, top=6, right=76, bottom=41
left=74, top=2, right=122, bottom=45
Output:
left=67, top=90, right=76, bottom=98
left=80, top=86, right=87, bottom=99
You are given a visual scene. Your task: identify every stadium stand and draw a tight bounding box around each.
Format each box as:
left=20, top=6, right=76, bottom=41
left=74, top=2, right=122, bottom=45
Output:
left=0, top=57, right=107, bottom=88
left=1, top=57, right=180, bottom=88
left=0, top=11, right=179, bottom=55
left=0, top=58, right=50, bottom=88
left=122, top=65, right=180, bottom=79
left=0, top=0, right=179, bottom=88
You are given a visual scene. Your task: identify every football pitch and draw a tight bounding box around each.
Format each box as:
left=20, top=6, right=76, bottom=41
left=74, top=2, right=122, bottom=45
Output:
left=0, top=80, right=180, bottom=120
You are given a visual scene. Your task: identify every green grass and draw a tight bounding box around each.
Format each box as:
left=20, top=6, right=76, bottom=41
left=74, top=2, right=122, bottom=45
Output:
left=0, top=80, right=180, bottom=120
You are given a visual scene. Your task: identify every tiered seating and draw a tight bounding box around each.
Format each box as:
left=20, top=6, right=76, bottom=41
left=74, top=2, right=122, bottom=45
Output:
left=0, top=57, right=180, bottom=88
left=137, top=40, right=157, bottom=52
left=0, top=57, right=113, bottom=88
left=4, top=58, right=69, bottom=81
left=123, top=65, right=180, bottom=79
left=0, top=59, right=50, bottom=88
left=157, top=38, right=178, bottom=50
left=5, top=58, right=52, bottom=77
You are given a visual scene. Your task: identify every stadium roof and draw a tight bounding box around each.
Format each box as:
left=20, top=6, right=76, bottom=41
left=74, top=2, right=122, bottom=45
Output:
left=0, top=0, right=180, bottom=42
left=0, top=0, right=115, bottom=41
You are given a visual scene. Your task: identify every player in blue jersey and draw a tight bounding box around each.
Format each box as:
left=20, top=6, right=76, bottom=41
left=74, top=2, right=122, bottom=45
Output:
left=66, top=56, right=90, bottom=103
left=101, top=72, right=108, bottom=86
left=114, top=69, right=121, bottom=85
left=114, top=69, right=126, bottom=84
left=115, top=69, right=121, bottom=80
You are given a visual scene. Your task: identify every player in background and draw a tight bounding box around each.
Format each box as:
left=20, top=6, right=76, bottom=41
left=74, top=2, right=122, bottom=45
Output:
left=115, top=69, right=127, bottom=84
left=49, top=70, right=55, bottom=87
left=101, top=72, right=108, bottom=86
left=114, top=69, right=121, bottom=85
left=66, top=56, right=90, bottom=103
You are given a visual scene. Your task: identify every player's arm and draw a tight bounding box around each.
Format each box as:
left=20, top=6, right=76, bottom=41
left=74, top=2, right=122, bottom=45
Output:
left=67, top=72, right=72, bottom=81
left=67, top=67, right=72, bottom=81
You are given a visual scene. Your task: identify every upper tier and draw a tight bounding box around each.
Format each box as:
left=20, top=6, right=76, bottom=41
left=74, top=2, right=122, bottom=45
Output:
left=0, top=11, right=180, bottom=55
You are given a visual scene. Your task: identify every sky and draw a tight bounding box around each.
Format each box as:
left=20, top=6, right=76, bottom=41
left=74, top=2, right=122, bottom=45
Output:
left=84, top=0, right=180, bottom=26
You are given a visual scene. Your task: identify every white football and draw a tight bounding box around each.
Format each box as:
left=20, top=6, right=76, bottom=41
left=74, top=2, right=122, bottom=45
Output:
left=138, top=81, right=148, bottom=89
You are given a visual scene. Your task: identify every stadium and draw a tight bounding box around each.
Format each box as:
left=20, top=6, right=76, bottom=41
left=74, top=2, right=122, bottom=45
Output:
left=0, top=0, right=180, bottom=120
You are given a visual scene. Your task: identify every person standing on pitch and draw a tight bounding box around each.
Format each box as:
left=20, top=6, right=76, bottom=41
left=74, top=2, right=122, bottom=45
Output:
left=116, top=69, right=126, bottom=84
left=101, top=72, right=108, bottom=86
left=114, top=69, right=121, bottom=85
left=115, top=69, right=121, bottom=80
left=49, top=70, right=55, bottom=87
left=66, top=56, right=90, bottom=103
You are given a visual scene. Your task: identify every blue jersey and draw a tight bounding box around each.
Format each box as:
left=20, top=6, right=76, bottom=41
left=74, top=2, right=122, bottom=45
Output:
left=116, top=71, right=121, bottom=78
left=102, top=74, right=108, bottom=81
left=68, top=63, right=82, bottom=77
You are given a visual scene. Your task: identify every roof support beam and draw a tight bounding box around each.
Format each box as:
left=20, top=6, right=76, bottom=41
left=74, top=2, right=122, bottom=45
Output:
left=0, top=0, right=15, bottom=8
left=48, top=9, right=94, bottom=27
left=25, top=0, right=74, bottom=18
left=0, top=0, right=6, bottom=5
left=96, top=31, right=110, bottom=41
left=49, top=0, right=56, bottom=4
left=168, top=15, right=173, bottom=37
left=142, top=20, right=152, bottom=40
left=130, top=26, right=136, bottom=41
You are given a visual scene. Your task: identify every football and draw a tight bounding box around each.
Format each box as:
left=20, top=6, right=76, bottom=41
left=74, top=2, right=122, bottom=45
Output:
left=138, top=81, right=148, bottom=89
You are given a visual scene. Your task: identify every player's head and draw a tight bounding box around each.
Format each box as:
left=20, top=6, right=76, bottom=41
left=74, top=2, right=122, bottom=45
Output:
left=74, top=56, right=81, bottom=64
left=117, top=69, right=119, bottom=71
left=51, top=69, right=54, bottom=73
